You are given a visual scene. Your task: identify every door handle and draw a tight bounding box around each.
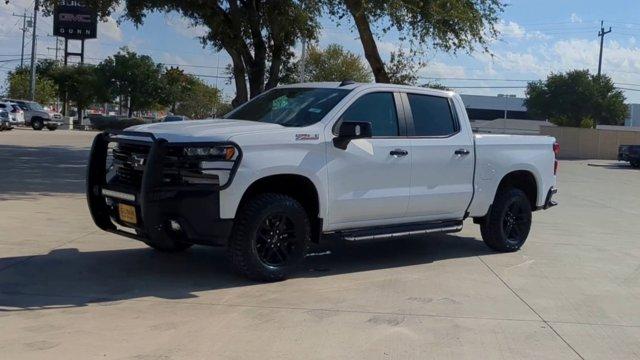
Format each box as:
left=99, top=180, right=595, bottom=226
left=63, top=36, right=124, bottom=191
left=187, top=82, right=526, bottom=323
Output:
left=454, top=149, right=470, bottom=156
left=390, top=149, right=408, bottom=157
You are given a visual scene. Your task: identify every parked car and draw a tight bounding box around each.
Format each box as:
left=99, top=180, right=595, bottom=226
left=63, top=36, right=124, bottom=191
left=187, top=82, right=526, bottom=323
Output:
left=161, top=115, right=190, bottom=122
left=618, top=145, right=640, bottom=168
left=1, top=99, right=63, bottom=130
left=9, top=103, right=26, bottom=125
left=0, top=109, right=11, bottom=131
left=0, top=102, right=21, bottom=126
left=0, top=102, right=26, bottom=127
left=87, top=82, right=558, bottom=281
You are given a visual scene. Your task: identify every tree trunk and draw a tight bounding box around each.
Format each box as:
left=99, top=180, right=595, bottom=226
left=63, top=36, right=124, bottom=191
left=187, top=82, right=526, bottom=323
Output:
left=265, top=45, right=284, bottom=90
left=344, top=0, right=389, bottom=83
left=247, top=64, right=266, bottom=98
left=245, top=0, right=267, bottom=98
left=228, top=49, right=248, bottom=108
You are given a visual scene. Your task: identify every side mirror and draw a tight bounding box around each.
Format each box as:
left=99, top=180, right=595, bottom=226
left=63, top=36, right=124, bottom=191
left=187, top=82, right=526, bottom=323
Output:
left=333, top=121, right=372, bottom=149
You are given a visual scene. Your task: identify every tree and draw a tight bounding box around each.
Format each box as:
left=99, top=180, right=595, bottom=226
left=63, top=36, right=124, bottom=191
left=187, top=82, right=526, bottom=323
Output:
left=421, top=82, right=450, bottom=91
left=386, top=49, right=420, bottom=85
left=161, top=67, right=194, bottom=113
left=97, top=48, right=164, bottom=116
left=326, top=0, right=504, bottom=83
left=282, top=44, right=372, bottom=83
left=51, top=65, right=105, bottom=122
left=42, top=0, right=320, bottom=107
left=525, top=70, right=628, bottom=127
left=6, top=69, right=57, bottom=104
left=174, top=78, right=224, bottom=119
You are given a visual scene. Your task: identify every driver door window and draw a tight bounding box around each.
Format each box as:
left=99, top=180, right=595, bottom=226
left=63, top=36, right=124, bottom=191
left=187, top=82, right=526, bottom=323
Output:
left=339, top=92, right=399, bottom=137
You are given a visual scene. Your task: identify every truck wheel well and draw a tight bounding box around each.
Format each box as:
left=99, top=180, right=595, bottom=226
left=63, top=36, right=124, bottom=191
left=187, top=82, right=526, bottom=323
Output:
left=238, top=174, right=320, bottom=221
left=496, top=170, right=537, bottom=209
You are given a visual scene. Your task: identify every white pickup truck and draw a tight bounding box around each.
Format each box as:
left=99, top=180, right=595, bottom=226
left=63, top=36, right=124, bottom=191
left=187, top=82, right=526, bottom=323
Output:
left=87, top=82, right=558, bottom=281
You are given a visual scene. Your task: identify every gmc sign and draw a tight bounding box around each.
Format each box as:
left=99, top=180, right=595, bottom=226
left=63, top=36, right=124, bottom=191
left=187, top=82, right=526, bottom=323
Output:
left=53, top=5, right=97, bottom=39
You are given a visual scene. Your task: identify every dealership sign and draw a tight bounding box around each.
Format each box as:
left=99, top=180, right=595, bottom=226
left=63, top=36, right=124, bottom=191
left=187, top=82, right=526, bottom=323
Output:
left=53, top=5, right=98, bottom=39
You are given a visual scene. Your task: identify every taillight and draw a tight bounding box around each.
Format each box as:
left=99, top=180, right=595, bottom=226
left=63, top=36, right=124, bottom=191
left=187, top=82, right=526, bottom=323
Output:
left=553, top=142, right=559, bottom=175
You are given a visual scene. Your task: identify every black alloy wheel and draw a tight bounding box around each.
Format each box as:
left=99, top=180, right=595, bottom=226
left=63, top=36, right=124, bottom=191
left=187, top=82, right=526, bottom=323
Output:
left=480, top=187, right=532, bottom=252
left=255, top=214, right=297, bottom=267
left=502, top=199, right=530, bottom=244
left=228, top=193, right=310, bottom=281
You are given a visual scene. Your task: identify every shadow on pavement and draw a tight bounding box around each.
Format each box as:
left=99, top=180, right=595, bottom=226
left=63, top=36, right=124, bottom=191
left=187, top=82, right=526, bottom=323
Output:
left=0, top=144, right=89, bottom=200
left=587, top=162, right=639, bottom=170
left=0, top=234, right=492, bottom=311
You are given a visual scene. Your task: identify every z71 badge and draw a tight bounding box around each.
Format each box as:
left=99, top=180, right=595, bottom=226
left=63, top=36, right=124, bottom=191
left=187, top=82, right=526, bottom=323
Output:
left=295, top=133, right=319, bottom=141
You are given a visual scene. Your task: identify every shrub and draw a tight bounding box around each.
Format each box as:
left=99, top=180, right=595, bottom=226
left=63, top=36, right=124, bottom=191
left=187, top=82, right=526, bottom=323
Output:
left=90, top=115, right=146, bottom=130
left=580, top=117, right=595, bottom=129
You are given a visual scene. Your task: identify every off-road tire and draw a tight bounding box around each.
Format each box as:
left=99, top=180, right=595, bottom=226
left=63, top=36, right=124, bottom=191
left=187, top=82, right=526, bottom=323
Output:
left=31, top=118, right=44, bottom=130
left=631, top=160, right=640, bottom=168
left=480, top=187, right=532, bottom=252
left=228, top=193, right=310, bottom=282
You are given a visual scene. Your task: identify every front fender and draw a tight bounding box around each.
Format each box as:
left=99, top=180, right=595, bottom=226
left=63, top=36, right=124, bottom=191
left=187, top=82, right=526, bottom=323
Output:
left=218, top=143, right=328, bottom=219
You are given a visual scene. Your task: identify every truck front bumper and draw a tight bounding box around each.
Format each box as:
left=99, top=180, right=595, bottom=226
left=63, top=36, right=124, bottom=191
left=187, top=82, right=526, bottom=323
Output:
left=86, top=131, right=241, bottom=246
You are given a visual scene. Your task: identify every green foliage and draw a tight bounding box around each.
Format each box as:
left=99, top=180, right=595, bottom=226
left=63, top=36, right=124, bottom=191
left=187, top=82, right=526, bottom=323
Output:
left=421, top=82, right=451, bottom=91
left=580, top=117, right=596, bottom=129
left=386, top=49, right=420, bottom=85
left=286, top=44, right=372, bottom=83
left=7, top=70, right=57, bottom=104
left=161, top=67, right=193, bottom=113
left=174, top=78, right=224, bottom=119
left=326, top=0, right=505, bottom=82
left=97, top=48, right=165, bottom=116
left=525, top=70, right=628, bottom=127
left=51, top=65, right=105, bottom=111
left=41, top=0, right=321, bottom=105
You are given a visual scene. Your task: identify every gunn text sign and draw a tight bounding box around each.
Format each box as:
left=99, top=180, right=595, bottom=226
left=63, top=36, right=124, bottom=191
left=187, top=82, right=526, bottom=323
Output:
left=53, top=5, right=98, bottom=39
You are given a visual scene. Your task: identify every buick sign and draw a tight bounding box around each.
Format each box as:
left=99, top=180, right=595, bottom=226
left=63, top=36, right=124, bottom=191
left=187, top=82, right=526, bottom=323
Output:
left=53, top=5, right=98, bottom=39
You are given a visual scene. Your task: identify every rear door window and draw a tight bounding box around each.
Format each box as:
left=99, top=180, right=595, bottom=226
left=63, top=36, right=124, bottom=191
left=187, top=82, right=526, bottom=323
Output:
left=407, top=94, right=457, bottom=137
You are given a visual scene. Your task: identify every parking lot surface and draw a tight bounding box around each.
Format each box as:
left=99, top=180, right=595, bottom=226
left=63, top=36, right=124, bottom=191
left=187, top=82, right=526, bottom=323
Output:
left=1, top=129, right=639, bottom=359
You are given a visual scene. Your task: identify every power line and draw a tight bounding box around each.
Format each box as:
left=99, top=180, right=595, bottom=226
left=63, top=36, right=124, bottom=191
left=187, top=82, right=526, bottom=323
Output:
left=419, top=76, right=535, bottom=82
left=12, top=11, right=32, bottom=67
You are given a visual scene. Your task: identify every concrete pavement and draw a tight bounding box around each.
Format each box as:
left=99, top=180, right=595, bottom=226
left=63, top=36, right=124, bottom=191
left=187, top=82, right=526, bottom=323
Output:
left=1, top=129, right=639, bottom=359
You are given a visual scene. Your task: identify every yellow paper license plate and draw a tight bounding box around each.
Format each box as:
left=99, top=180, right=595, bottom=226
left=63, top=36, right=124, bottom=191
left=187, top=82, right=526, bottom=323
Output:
left=118, top=203, right=137, bottom=224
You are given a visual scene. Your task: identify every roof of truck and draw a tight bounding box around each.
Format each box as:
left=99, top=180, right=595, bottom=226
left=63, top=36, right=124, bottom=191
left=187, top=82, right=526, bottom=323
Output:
left=279, top=82, right=455, bottom=97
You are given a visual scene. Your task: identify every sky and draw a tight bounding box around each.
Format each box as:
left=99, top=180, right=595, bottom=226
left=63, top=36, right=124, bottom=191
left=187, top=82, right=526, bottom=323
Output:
left=1, top=0, right=640, bottom=103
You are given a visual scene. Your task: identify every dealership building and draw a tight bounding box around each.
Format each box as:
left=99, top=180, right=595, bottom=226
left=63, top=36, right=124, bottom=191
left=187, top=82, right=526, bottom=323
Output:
left=459, top=94, right=640, bottom=131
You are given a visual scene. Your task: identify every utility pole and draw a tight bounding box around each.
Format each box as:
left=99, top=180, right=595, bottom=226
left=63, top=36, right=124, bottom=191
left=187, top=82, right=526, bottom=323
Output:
left=298, top=38, right=307, bottom=83
left=47, top=36, right=63, bottom=64
left=12, top=12, right=32, bottom=68
left=597, top=20, right=612, bottom=76
left=29, top=0, right=40, bottom=101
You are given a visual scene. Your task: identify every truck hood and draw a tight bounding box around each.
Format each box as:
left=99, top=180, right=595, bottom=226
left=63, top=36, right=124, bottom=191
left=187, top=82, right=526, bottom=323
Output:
left=128, top=118, right=284, bottom=142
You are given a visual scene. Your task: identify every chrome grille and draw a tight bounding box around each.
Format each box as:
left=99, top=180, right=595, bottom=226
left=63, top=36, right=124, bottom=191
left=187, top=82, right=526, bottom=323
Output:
left=111, top=143, right=150, bottom=188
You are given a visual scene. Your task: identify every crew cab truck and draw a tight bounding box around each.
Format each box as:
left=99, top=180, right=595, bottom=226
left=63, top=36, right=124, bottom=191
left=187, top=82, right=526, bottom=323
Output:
left=87, top=82, right=558, bottom=281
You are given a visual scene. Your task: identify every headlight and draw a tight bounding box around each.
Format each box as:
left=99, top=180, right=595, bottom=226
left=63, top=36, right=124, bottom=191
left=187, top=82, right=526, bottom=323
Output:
left=183, top=146, right=236, bottom=160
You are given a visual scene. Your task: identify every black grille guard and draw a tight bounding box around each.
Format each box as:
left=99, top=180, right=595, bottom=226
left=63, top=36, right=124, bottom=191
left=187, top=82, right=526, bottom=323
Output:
left=86, top=130, right=242, bottom=236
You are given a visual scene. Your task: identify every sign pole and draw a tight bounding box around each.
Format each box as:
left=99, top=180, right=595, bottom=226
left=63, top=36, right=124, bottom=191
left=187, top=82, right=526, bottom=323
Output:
left=29, top=0, right=39, bottom=101
left=53, top=2, right=98, bottom=129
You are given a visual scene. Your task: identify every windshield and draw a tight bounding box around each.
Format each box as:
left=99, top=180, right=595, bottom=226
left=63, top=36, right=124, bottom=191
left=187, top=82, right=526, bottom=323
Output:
left=26, top=102, right=44, bottom=111
left=226, top=87, right=350, bottom=127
